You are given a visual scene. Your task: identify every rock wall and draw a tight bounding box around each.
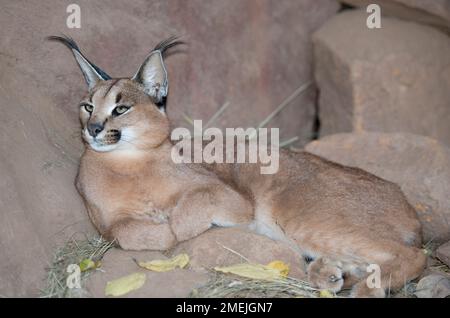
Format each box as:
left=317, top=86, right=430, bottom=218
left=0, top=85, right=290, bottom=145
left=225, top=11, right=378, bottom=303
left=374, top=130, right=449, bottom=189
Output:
left=341, top=0, right=450, bottom=34
left=313, top=9, right=450, bottom=146
left=310, top=4, right=450, bottom=251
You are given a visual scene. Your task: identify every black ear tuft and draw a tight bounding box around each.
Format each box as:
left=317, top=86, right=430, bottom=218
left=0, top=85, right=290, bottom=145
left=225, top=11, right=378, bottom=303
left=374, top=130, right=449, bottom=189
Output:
left=47, top=35, right=80, bottom=50
left=47, top=35, right=111, bottom=88
left=153, top=36, right=185, bottom=56
left=131, top=36, right=185, bottom=110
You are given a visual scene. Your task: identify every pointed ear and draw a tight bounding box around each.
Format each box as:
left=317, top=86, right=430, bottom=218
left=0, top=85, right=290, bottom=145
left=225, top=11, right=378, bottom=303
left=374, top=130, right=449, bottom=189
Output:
left=132, top=51, right=168, bottom=105
left=132, top=36, right=184, bottom=107
left=47, top=35, right=111, bottom=90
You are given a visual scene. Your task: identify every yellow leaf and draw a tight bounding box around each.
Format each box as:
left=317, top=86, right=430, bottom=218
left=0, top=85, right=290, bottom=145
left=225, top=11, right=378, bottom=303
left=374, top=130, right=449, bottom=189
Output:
left=422, top=248, right=432, bottom=256
left=105, top=273, right=146, bottom=297
left=266, top=261, right=290, bottom=277
left=79, top=259, right=97, bottom=272
left=319, top=290, right=334, bottom=298
left=137, top=253, right=189, bottom=272
left=214, top=263, right=283, bottom=280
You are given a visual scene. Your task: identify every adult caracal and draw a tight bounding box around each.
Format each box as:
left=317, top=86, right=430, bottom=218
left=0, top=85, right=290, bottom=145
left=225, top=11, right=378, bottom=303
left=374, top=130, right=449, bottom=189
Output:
left=49, top=36, right=425, bottom=297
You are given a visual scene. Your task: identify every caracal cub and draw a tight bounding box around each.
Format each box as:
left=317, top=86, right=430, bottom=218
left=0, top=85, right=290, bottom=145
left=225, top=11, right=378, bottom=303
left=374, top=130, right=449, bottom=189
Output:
left=50, top=36, right=426, bottom=297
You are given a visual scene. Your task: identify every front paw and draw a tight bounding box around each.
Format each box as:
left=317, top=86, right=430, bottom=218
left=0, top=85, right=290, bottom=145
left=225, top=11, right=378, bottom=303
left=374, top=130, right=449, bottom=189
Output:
left=118, top=228, right=176, bottom=251
left=108, top=220, right=177, bottom=251
left=307, top=257, right=344, bottom=293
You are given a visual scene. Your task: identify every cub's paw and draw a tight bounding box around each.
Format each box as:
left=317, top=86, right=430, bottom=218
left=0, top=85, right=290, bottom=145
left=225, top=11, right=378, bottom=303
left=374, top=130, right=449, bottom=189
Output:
left=307, top=257, right=344, bottom=293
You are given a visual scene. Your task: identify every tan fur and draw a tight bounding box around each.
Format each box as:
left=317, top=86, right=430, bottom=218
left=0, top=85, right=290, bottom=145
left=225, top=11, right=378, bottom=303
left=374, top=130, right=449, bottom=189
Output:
left=66, top=44, right=426, bottom=298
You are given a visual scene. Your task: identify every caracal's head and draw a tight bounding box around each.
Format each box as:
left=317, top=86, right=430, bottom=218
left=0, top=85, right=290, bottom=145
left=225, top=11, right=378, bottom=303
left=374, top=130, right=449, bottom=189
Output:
left=307, top=258, right=344, bottom=293
left=49, top=36, right=183, bottom=154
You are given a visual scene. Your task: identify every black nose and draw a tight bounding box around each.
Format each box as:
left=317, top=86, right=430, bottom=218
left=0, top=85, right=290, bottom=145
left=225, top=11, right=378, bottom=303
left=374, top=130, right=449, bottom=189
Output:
left=87, top=122, right=104, bottom=137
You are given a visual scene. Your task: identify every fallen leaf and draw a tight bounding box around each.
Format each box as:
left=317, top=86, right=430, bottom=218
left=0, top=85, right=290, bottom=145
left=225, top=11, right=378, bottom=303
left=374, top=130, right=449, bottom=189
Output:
left=214, top=263, right=284, bottom=280
left=79, top=259, right=100, bottom=272
left=422, top=248, right=432, bottom=256
left=266, top=261, right=290, bottom=277
left=105, top=272, right=146, bottom=297
left=319, top=290, right=334, bottom=298
left=137, top=253, right=189, bottom=272
left=414, top=274, right=450, bottom=298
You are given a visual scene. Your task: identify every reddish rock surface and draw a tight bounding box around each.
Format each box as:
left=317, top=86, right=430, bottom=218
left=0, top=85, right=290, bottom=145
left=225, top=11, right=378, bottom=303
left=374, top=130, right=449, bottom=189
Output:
left=85, top=248, right=209, bottom=298
left=306, top=132, right=450, bottom=243
left=173, top=228, right=307, bottom=280
left=86, top=227, right=309, bottom=297
left=313, top=10, right=450, bottom=146
left=341, top=0, right=450, bottom=34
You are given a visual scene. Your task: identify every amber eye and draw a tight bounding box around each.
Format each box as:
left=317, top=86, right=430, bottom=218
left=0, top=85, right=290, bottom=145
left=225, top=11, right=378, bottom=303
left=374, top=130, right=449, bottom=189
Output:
left=82, top=104, right=94, bottom=113
left=112, top=105, right=130, bottom=117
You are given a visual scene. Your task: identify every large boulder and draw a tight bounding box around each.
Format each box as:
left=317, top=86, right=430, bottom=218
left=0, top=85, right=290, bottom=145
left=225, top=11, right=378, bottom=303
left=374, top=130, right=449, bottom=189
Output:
left=0, top=0, right=338, bottom=296
left=436, top=241, right=450, bottom=268
left=305, top=132, right=450, bottom=243
left=313, top=10, right=450, bottom=147
left=341, top=0, right=450, bottom=34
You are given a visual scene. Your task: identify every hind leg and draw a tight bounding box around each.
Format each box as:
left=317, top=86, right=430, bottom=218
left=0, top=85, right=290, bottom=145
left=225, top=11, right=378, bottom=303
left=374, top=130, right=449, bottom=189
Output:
left=286, top=224, right=425, bottom=297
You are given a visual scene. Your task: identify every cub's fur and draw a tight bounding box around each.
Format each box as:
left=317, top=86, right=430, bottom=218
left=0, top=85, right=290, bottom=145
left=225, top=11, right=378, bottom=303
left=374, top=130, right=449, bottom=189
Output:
left=50, top=36, right=426, bottom=297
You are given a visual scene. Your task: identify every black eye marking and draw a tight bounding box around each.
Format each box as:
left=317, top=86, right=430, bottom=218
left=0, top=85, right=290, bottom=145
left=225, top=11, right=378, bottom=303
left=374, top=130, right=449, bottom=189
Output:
left=103, top=79, right=120, bottom=98
left=155, top=95, right=167, bottom=111
left=112, top=105, right=130, bottom=117
left=115, top=92, right=122, bottom=104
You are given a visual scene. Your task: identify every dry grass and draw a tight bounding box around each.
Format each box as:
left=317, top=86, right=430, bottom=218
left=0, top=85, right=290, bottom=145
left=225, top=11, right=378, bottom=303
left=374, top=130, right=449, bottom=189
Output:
left=190, top=272, right=329, bottom=298
left=189, top=272, right=425, bottom=298
left=40, top=235, right=114, bottom=298
left=431, top=259, right=450, bottom=274
left=40, top=234, right=449, bottom=298
left=189, top=242, right=437, bottom=299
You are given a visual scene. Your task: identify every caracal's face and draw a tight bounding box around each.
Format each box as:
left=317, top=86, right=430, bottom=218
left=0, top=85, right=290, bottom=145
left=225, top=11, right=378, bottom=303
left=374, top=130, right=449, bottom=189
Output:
left=79, top=79, right=169, bottom=153
left=49, top=35, right=179, bottom=153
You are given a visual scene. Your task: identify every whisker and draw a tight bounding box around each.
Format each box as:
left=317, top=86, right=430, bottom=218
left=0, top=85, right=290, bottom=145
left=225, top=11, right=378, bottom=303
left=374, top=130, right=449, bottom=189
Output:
left=120, top=137, right=153, bottom=148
